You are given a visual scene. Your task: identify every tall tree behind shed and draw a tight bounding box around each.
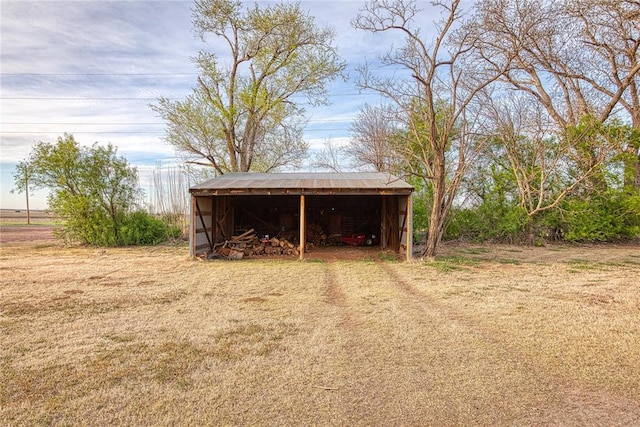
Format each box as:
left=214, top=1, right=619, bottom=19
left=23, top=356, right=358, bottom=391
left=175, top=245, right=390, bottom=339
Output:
left=566, top=0, right=640, bottom=189
left=471, top=0, right=640, bottom=188
left=151, top=0, right=346, bottom=174
left=353, top=0, right=508, bottom=260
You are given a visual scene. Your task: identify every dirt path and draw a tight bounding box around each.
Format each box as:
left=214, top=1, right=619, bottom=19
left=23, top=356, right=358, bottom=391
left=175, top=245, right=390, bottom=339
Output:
left=314, top=261, right=541, bottom=424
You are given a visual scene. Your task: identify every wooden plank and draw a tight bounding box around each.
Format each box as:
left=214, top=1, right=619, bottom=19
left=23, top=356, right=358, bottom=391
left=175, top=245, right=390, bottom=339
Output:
left=299, top=194, right=306, bottom=260
left=399, top=207, right=407, bottom=251
left=406, top=194, right=413, bottom=261
left=190, top=195, right=197, bottom=258
left=195, top=227, right=214, bottom=234
left=196, top=198, right=213, bottom=251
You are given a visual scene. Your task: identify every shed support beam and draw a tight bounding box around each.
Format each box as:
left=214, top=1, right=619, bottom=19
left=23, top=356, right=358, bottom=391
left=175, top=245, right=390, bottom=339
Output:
left=299, top=194, right=306, bottom=260
left=190, top=195, right=196, bottom=258
left=406, top=193, right=413, bottom=261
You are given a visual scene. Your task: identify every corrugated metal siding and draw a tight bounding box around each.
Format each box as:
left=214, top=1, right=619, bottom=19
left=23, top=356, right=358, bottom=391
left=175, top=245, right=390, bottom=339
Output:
left=190, top=172, right=413, bottom=192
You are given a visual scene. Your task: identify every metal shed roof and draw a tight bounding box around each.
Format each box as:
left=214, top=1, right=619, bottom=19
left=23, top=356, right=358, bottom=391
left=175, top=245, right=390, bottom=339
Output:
left=189, top=172, right=413, bottom=196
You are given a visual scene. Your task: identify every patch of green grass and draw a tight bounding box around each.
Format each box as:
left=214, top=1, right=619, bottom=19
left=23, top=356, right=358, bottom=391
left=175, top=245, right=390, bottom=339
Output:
left=497, top=258, right=520, bottom=265
left=103, top=334, right=134, bottom=343
left=424, top=260, right=457, bottom=272
left=567, top=259, right=632, bottom=271
left=440, top=255, right=479, bottom=266
left=566, top=259, right=598, bottom=270
left=426, top=255, right=478, bottom=272
left=377, top=252, right=397, bottom=262
left=458, top=247, right=490, bottom=255
left=601, top=261, right=626, bottom=267
left=33, top=243, right=58, bottom=249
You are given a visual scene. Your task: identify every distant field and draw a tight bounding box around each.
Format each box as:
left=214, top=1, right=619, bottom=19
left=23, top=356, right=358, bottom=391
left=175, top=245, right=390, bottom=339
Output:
left=0, top=209, right=55, bottom=225
left=1, top=237, right=639, bottom=425
left=0, top=209, right=57, bottom=245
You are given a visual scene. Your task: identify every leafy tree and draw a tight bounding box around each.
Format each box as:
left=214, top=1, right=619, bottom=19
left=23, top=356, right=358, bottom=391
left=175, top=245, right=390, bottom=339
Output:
left=353, top=0, right=507, bottom=260
left=10, top=160, right=33, bottom=224
left=445, top=163, right=528, bottom=243
left=558, top=187, right=640, bottom=242
left=471, top=0, right=640, bottom=189
left=566, top=0, right=640, bottom=189
left=478, top=93, right=627, bottom=242
left=152, top=0, right=345, bottom=174
left=25, top=134, right=177, bottom=246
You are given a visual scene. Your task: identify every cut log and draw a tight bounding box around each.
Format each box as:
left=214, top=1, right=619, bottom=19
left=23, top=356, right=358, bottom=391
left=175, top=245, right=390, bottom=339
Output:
left=228, top=248, right=244, bottom=260
left=232, top=228, right=255, bottom=240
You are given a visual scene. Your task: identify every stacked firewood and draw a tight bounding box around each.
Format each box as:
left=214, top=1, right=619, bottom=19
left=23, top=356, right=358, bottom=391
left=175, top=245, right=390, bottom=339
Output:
left=211, top=229, right=310, bottom=260
left=259, top=237, right=301, bottom=256
left=214, top=228, right=259, bottom=260
left=306, top=222, right=327, bottom=247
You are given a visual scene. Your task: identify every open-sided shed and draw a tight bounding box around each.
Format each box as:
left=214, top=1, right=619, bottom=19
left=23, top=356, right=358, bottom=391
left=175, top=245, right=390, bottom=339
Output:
left=189, top=172, right=414, bottom=260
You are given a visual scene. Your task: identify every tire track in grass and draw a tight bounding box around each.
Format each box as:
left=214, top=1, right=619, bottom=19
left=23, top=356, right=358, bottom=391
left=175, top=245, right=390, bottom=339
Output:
left=323, top=260, right=528, bottom=424
left=323, top=261, right=357, bottom=330
left=377, top=261, right=640, bottom=425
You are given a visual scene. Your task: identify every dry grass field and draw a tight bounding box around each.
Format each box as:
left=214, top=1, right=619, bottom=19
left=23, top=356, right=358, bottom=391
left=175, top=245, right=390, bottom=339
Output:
left=1, top=211, right=640, bottom=425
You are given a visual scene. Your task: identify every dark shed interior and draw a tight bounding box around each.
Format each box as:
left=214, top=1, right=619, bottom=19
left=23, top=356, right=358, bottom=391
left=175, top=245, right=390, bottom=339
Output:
left=232, top=194, right=381, bottom=244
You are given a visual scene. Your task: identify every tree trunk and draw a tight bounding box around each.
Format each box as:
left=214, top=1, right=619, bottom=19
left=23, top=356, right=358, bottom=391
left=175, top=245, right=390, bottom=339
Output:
left=423, top=211, right=440, bottom=261
left=524, top=215, right=536, bottom=246
left=423, top=162, right=446, bottom=261
left=25, top=183, right=30, bottom=225
left=632, top=113, right=640, bottom=191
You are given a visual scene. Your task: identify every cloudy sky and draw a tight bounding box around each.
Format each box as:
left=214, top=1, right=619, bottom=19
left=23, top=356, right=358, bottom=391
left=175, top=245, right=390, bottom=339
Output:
left=1, top=0, right=441, bottom=209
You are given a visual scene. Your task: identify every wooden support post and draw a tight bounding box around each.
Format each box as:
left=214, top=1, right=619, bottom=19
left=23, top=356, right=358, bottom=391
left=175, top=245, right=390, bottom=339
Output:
left=406, top=193, right=413, bottom=261
left=381, top=196, right=387, bottom=250
left=299, top=194, right=306, bottom=260
left=190, top=195, right=196, bottom=258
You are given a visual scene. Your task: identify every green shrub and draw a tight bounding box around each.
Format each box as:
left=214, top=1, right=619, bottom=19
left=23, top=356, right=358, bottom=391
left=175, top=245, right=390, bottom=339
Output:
left=445, top=201, right=527, bottom=242
left=561, top=190, right=640, bottom=242
left=52, top=194, right=122, bottom=246
left=119, top=211, right=181, bottom=246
